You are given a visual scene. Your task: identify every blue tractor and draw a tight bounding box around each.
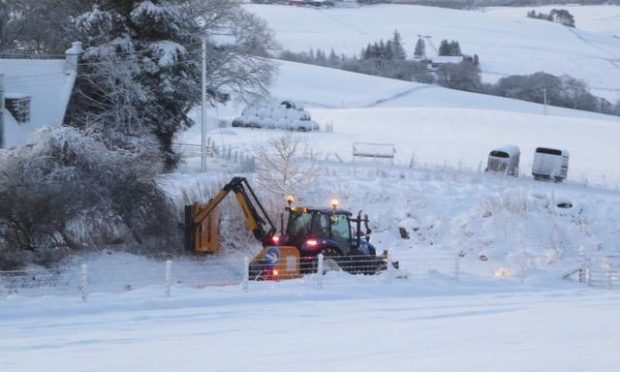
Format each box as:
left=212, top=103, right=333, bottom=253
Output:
left=249, top=197, right=396, bottom=279
left=184, top=177, right=395, bottom=281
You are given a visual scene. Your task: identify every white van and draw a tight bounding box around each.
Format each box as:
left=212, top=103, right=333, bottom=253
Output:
left=532, top=147, right=569, bottom=182
left=485, top=145, right=520, bottom=176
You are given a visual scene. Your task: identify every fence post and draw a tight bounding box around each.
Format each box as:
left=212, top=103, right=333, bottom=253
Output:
left=80, top=264, right=88, bottom=303
left=242, top=257, right=249, bottom=292
left=386, top=251, right=394, bottom=283
left=317, top=254, right=324, bottom=289
left=454, top=256, right=460, bottom=282
left=585, top=259, right=591, bottom=286
left=165, top=260, right=172, bottom=297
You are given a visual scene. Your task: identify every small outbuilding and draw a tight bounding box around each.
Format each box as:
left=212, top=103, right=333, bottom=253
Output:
left=485, top=145, right=520, bottom=176
left=532, top=147, right=569, bottom=182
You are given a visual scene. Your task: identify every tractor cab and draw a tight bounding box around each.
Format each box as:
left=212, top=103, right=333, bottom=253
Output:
left=279, top=198, right=385, bottom=274
left=285, top=207, right=357, bottom=255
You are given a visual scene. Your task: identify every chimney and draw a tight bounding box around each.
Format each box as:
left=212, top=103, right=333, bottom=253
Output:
left=64, top=41, right=83, bottom=74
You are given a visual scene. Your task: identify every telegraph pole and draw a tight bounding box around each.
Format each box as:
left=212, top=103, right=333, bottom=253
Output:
left=543, top=88, right=548, bottom=115
left=201, top=38, right=207, bottom=172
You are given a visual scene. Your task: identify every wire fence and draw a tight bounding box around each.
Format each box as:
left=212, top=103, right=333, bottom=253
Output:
left=173, top=140, right=256, bottom=172
left=569, top=256, right=620, bottom=290
left=2, top=252, right=617, bottom=303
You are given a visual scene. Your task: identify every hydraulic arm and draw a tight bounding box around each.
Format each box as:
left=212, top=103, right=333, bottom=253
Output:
left=185, top=177, right=276, bottom=253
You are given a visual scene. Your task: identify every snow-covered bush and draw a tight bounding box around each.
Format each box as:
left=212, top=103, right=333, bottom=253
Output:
left=232, top=100, right=320, bottom=131
left=0, top=128, right=178, bottom=269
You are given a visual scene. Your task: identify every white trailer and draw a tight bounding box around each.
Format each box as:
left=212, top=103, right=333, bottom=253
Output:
left=485, top=145, right=520, bottom=176
left=532, top=147, right=569, bottom=182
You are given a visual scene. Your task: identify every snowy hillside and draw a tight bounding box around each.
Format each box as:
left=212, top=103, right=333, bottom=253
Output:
left=181, top=60, right=620, bottom=186
left=245, top=4, right=620, bottom=101
left=4, top=3, right=620, bottom=372
left=484, top=5, right=620, bottom=37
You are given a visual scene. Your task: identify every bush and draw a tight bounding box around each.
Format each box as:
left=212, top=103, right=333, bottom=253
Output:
left=0, top=128, right=179, bottom=269
left=436, top=61, right=482, bottom=92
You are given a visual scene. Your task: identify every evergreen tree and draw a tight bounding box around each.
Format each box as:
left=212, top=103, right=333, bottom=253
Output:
left=328, top=48, right=339, bottom=66
left=438, top=39, right=450, bottom=56
left=450, top=41, right=462, bottom=56
left=391, top=30, right=406, bottom=60
left=361, top=43, right=371, bottom=59
left=439, top=40, right=462, bottom=56
left=315, top=48, right=327, bottom=65
left=550, top=9, right=576, bottom=27
left=370, top=42, right=379, bottom=58
left=67, top=0, right=275, bottom=169
left=384, top=40, right=394, bottom=60
left=414, top=37, right=426, bottom=59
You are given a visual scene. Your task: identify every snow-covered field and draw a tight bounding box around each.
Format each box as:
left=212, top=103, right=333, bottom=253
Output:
left=181, top=60, right=620, bottom=186
left=2, top=279, right=620, bottom=372
left=484, top=5, right=620, bottom=37
left=245, top=4, right=620, bottom=101
left=4, top=158, right=620, bottom=371
left=3, top=5, right=620, bottom=371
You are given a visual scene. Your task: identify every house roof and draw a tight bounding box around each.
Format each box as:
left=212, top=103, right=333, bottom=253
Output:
left=1, top=58, right=77, bottom=148
left=431, top=55, right=464, bottom=64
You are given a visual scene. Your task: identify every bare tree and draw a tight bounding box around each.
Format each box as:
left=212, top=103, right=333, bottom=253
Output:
left=253, top=135, right=320, bottom=202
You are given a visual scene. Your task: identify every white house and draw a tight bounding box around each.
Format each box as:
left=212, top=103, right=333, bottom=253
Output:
left=429, top=55, right=466, bottom=68
left=0, top=41, right=82, bottom=149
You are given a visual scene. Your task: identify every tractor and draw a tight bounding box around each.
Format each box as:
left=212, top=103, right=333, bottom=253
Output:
left=252, top=197, right=390, bottom=278
left=184, top=177, right=395, bottom=281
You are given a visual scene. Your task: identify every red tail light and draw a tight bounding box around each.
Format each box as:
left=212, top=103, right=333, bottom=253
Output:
left=272, top=235, right=280, bottom=244
left=306, top=239, right=318, bottom=247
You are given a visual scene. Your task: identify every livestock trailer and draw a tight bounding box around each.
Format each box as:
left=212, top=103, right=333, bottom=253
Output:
left=532, top=147, right=569, bottom=182
left=485, top=145, right=520, bottom=176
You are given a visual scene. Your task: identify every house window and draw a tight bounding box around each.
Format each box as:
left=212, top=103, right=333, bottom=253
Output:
left=5, top=96, right=31, bottom=124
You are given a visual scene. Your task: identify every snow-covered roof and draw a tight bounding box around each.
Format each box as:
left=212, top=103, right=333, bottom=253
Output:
left=1, top=52, right=78, bottom=148
left=430, top=56, right=464, bottom=64
left=491, top=145, right=521, bottom=157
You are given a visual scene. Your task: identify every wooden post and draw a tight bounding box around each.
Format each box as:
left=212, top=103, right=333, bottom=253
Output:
left=80, top=264, right=88, bottom=302
left=0, top=74, right=4, bottom=149
left=242, top=257, right=249, bottom=292
left=317, top=254, right=324, bottom=289
left=165, top=260, right=172, bottom=297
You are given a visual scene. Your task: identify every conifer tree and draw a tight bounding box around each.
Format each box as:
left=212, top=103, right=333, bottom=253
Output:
left=414, top=37, right=426, bottom=59
left=391, top=30, right=406, bottom=60
left=68, top=0, right=275, bottom=169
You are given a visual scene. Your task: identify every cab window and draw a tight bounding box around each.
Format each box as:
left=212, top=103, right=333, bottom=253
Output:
left=311, top=213, right=330, bottom=236
left=331, top=214, right=351, bottom=253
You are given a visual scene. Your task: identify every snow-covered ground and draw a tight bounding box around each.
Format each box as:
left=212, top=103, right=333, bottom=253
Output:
left=245, top=3, right=620, bottom=101
left=181, top=60, right=620, bottom=186
left=2, top=272, right=620, bottom=372
left=3, top=5, right=620, bottom=371
left=5, top=140, right=620, bottom=371
left=484, top=5, right=620, bottom=37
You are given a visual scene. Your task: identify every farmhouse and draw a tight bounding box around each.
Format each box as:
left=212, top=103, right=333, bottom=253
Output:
left=0, top=42, right=81, bottom=149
